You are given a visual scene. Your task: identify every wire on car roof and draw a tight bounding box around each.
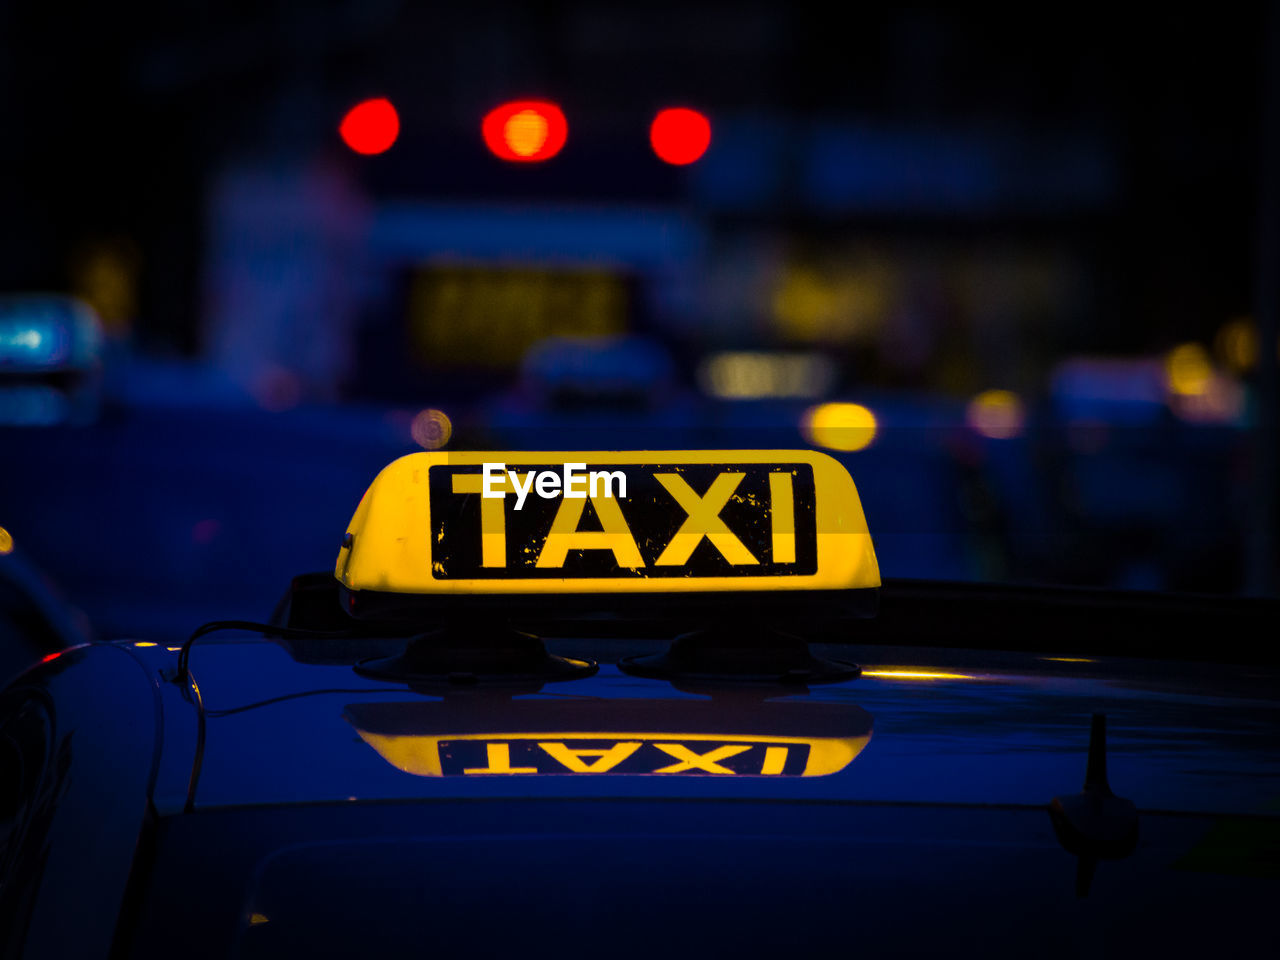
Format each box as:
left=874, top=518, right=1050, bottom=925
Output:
left=174, top=620, right=355, bottom=684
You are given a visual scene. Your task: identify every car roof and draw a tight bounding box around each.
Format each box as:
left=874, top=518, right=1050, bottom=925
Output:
left=125, top=636, right=1280, bottom=818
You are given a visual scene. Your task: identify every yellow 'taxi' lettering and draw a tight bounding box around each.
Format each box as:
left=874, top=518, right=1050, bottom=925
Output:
left=537, top=741, right=642, bottom=772
left=760, top=745, right=789, bottom=775
left=452, top=473, right=522, bottom=567
left=653, top=472, right=757, bottom=566
left=652, top=743, right=751, bottom=774
left=769, top=472, right=795, bottom=564
left=536, top=493, right=644, bottom=568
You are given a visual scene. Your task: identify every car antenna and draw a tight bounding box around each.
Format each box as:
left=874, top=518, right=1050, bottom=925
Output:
left=1048, top=713, right=1139, bottom=897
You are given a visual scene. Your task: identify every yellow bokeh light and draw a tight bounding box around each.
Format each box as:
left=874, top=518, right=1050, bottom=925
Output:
left=411, top=408, right=452, bottom=450
left=771, top=262, right=890, bottom=344
left=0, top=526, right=12, bottom=555
left=1216, top=318, right=1259, bottom=373
left=698, top=351, right=835, bottom=399
left=802, top=402, right=877, bottom=452
left=73, top=244, right=137, bottom=334
left=503, top=110, right=550, bottom=157
left=1165, top=343, right=1214, bottom=397
left=966, top=389, right=1025, bottom=439
left=773, top=267, right=837, bottom=340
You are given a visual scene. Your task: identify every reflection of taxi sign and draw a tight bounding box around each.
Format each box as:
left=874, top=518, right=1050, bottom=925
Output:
left=354, top=733, right=868, bottom=778
left=345, top=699, right=874, bottom=778
left=336, top=450, right=879, bottom=598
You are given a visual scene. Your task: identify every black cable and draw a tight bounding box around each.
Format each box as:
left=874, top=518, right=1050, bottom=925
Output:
left=175, top=620, right=356, bottom=683
left=205, top=687, right=403, bottom=718
left=174, top=620, right=369, bottom=812
left=183, top=673, right=205, bottom=814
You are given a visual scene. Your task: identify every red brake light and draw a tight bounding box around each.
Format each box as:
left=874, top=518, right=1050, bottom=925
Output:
left=482, top=101, right=568, bottom=162
left=339, top=98, right=400, bottom=156
left=650, top=108, right=711, bottom=165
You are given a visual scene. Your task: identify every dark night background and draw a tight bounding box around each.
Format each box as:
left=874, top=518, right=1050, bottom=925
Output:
left=1, top=2, right=1277, bottom=641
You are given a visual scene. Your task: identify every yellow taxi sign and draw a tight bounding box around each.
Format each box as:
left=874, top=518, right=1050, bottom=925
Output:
left=335, top=450, right=878, bottom=598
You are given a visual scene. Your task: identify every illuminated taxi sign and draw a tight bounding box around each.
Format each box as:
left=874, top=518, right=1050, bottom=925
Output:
left=336, top=450, right=878, bottom=595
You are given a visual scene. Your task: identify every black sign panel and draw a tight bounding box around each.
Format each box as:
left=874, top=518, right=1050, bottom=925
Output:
left=437, top=739, right=814, bottom=776
left=428, top=462, right=817, bottom=579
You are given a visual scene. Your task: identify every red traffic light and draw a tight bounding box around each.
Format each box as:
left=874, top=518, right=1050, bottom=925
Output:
left=482, top=101, right=568, bottom=162
left=339, top=98, right=400, bottom=155
left=650, top=108, right=711, bottom=165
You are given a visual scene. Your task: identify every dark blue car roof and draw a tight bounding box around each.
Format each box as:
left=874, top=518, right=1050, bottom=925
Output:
left=125, top=637, right=1280, bottom=818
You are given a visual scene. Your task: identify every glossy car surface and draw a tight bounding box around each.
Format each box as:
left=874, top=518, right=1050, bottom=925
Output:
left=3, top=631, right=1277, bottom=957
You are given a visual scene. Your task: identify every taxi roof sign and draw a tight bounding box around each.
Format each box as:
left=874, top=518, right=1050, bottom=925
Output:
left=335, top=450, right=879, bottom=611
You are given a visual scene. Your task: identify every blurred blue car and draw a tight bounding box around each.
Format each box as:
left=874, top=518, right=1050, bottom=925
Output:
left=0, top=294, right=104, bottom=426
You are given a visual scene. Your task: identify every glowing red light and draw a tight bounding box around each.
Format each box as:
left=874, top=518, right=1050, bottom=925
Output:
left=41, top=652, right=61, bottom=663
left=483, top=101, right=568, bottom=162
left=339, top=98, right=400, bottom=155
left=650, top=108, right=711, bottom=165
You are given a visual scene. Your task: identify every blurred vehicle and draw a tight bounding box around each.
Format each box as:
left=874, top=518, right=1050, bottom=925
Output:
left=0, top=295, right=104, bottom=427
left=519, top=334, right=676, bottom=410
left=0, top=527, right=92, bottom=685
left=997, top=357, right=1249, bottom=591
left=2, top=449, right=1277, bottom=958
left=481, top=334, right=704, bottom=449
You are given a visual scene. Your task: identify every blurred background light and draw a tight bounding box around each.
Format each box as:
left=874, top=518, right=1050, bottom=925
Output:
left=771, top=267, right=838, bottom=341
left=650, top=107, right=711, bottom=165
left=1, top=327, right=43, bottom=350
left=482, top=101, right=568, bottom=162
left=802, top=401, right=877, bottom=452
left=966, top=389, right=1026, bottom=439
left=338, top=97, right=400, bottom=155
left=1170, top=375, right=1246, bottom=424
left=71, top=240, right=139, bottom=336
left=0, top=526, right=12, bottom=554
left=1165, top=343, right=1214, bottom=397
left=1216, top=317, right=1259, bottom=373
left=407, top=266, right=628, bottom=370
left=410, top=408, right=452, bottom=449
left=697, top=351, right=836, bottom=399
left=769, top=262, right=889, bottom=344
